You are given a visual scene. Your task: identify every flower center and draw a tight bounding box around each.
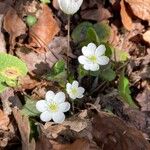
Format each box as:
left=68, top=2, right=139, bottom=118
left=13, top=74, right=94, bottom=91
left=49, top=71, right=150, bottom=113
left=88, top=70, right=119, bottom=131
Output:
left=49, top=102, right=58, bottom=112
left=71, top=87, right=78, bottom=95
left=88, top=55, right=97, bottom=63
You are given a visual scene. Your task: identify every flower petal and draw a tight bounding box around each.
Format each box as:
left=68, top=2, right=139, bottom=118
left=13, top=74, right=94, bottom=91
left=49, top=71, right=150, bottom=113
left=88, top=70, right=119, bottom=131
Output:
left=53, top=92, right=65, bottom=103
left=36, top=100, right=48, bottom=112
left=78, top=87, right=85, bottom=95
left=78, top=56, right=90, bottom=65
left=45, top=91, right=55, bottom=102
left=59, top=102, right=70, bottom=112
left=90, top=64, right=99, bottom=71
left=40, top=111, right=52, bottom=122
left=83, top=64, right=90, bottom=70
left=72, top=80, right=79, bottom=87
left=95, top=45, right=106, bottom=56
left=82, top=43, right=96, bottom=57
left=68, top=93, right=77, bottom=100
left=52, top=112, right=65, bottom=123
left=97, top=56, right=109, bottom=65
left=66, top=83, right=72, bottom=92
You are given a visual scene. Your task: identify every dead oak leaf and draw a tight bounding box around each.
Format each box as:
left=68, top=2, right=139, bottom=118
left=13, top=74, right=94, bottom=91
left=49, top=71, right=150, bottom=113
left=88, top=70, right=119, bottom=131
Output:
left=125, top=0, right=150, bottom=20
left=3, top=7, right=26, bottom=48
left=120, top=0, right=133, bottom=31
left=29, top=4, right=60, bottom=51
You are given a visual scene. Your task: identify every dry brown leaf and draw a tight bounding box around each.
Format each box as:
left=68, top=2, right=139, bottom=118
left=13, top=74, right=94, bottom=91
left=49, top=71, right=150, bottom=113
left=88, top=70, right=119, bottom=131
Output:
left=16, top=37, right=67, bottom=76
left=81, top=0, right=111, bottom=21
left=143, top=30, right=150, bottom=43
left=0, top=15, right=6, bottom=52
left=62, top=117, right=87, bottom=133
left=0, top=109, right=10, bottom=131
left=125, top=0, right=150, bottom=20
left=136, top=87, right=150, bottom=111
left=50, top=139, right=90, bottom=150
left=41, top=123, right=67, bottom=139
left=12, top=108, right=35, bottom=150
left=29, top=4, right=60, bottom=51
left=3, top=7, right=26, bottom=48
left=92, top=112, right=150, bottom=150
left=120, top=0, right=133, bottom=31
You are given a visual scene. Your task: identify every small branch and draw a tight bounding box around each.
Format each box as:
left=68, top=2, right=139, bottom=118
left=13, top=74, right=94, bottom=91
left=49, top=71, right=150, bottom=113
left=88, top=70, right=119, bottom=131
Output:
left=67, top=15, right=71, bottom=76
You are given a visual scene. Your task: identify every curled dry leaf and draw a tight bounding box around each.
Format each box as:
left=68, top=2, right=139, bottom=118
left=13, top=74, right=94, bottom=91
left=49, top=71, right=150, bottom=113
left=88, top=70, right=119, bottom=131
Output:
left=29, top=4, right=60, bottom=51
left=0, top=109, right=10, bottom=131
left=3, top=7, right=26, bottom=48
left=12, top=108, right=35, bottom=150
left=125, top=0, right=150, bottom=20
left=41, top=122, right=67, bottom=139
left=120, top=0, right=133, bottom=31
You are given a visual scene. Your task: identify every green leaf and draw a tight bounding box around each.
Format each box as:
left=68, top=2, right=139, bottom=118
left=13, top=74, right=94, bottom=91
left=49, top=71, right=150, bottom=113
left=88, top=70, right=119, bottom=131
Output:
left=93, top=22, right=111, bottom=43
left=46, top=60, right=67, bottom=86
left=86, top=27, right=100, bottom=45
left=26, top=15, right=37, bottom=27
left=0, top=53, right=28, bottom=88
left=118, top=73, right=137, bottom=108
left=100, top=68, right=116, bottom=81
left=53, top=60, right=65, bottom=74
left=40, top=0, right=50, bottom=3
left=71, top=22, right=93, bottom=43
left=78, top=65, right=89, bottom=78
left=21, top=97, right=40, bottom=117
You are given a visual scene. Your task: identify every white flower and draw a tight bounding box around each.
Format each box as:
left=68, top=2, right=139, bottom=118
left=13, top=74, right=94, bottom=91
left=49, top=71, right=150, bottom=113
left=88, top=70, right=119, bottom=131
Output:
left=36, top=91, right=70, bottom=123
left=66, top=80, right=85, bottom=100
left=78, top=43, right=109, bottom=71
left=58, top=0, right=83, bottom=15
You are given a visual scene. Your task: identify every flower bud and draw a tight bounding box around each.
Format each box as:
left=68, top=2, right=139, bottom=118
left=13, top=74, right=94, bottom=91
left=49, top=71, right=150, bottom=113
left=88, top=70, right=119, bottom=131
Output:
left=58, top=0, right=83, bottom=15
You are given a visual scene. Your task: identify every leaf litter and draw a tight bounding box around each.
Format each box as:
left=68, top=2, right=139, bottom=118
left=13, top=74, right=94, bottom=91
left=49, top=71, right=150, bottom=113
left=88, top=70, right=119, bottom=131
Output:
left=0, top=0, right=150, bottom=149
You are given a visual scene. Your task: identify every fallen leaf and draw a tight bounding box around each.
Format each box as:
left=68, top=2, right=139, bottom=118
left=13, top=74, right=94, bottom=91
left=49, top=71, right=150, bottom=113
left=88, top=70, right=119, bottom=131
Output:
left=136, top=87, right=150, bottom=111
left=0, top=15, right=6, bottom=52
left=81, top=1, right=111, bottom=21
left=29, top=4, right=60, bottom=51
left=16, top=37, right=67, bottom=76
left=50, top=139, right=90, bottom=150
left=125, top=0, right=150, bottom=20
left=92, top=112, right=150, bottom=150
left=120, top=0, right=133, bottom=31
left=12, top=108, right=35, bottom=150
left=0, top=88, right=14, bottom=115
left=62, top=116, right=87, bottom=133
left=36, top=133, right=52, bottom=150
left=143, top=30, right=150, bottom=43
left=3, top=7, right=26, bottom=48
left=0, top=109, right=9, bottom=131
left=41, top=122, right=67, bottom=139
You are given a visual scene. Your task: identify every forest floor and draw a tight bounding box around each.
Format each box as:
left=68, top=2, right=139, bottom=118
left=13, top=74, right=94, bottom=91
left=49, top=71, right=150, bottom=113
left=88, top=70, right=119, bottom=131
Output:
left=0, top=0, right=150, bottom=150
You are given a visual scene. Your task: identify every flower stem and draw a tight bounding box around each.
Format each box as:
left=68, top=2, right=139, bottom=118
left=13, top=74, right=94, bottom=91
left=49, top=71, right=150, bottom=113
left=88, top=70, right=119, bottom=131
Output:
left=67, top=15, right=71, bottom=76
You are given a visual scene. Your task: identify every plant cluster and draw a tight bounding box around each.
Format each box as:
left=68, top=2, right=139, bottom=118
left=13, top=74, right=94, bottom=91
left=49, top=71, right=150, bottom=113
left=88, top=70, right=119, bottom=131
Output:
left=17, top=0, right=137, bottom=124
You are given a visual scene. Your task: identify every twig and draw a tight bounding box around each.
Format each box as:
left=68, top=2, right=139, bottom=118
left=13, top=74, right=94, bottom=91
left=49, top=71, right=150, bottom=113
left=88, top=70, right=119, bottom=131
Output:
left=67, top=15, right=71, bottom=76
